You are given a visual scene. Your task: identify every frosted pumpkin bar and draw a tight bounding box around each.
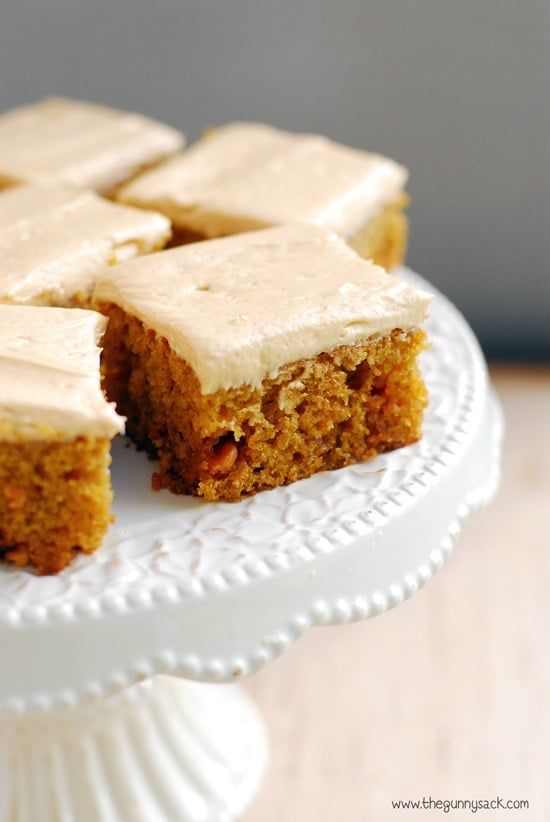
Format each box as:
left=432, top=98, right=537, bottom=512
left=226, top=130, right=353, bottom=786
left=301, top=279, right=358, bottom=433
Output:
left=95, top=224, right=431, bottom=502
left=116, top=122, right=409, bottom=270
left=0, top=97, right=184, bottom=194
left=0, top=306, right=124, bottom=574
left=0, top=184, right=171, bottom=306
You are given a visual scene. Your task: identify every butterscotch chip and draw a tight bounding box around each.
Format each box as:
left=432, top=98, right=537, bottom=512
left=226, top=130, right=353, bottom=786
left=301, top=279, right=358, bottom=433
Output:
left=201, top=439, right=239, bottom=476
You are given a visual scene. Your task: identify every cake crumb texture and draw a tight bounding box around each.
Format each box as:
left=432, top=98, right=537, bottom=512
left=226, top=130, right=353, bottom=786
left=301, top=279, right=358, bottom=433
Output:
left=101, top=304, right=427, bottom=502
left=0, top=437, right=113, bottom=574
left=347, top=195, right=409, bottom=270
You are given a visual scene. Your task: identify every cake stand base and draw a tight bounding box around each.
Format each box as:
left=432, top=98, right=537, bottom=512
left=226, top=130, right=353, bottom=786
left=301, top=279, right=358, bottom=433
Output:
left=0, top=675, right=267, bottom=822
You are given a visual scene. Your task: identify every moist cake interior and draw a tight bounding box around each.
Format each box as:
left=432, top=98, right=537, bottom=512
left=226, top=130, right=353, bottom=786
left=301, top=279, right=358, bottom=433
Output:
left=100, top=304, right=427, bottom=501
left=0, top=305, right=124, bottom=574
left=0, top=438, right=113, bottom=574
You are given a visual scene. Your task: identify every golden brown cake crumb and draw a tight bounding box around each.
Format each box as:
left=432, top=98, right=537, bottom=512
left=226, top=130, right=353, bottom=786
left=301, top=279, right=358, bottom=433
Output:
left=347, top=195, right=409, bottom=270
left=0, top=305, right=124, bottom=573
left=0, top=437, right=113, bottom=574
left=100, top=304, right=427, bottom=502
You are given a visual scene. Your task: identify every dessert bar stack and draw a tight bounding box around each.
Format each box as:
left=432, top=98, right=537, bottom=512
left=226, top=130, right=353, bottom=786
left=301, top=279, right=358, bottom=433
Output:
left=0, top=97, right=431, bottom=573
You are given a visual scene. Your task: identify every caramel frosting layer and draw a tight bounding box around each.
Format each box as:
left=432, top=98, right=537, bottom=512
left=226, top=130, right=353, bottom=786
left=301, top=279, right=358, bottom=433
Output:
left=0, top=97, right=184, bottom=193
left=95, top=224, right=431, bottom=394
left=0, top=184, right=171, bottom=305
left=117, top=122, right=408, bottom=239
left=0, top=306, right=124, bottom=441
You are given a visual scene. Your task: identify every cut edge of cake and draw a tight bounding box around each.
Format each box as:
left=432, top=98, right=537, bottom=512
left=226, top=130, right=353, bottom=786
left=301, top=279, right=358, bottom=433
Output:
left=0, top=305, right=124, bottom=574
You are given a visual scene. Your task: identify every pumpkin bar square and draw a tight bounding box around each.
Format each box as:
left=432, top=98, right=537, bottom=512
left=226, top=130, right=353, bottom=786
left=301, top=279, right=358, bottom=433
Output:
left=95, top=224, right=431, bottom=502
left=0, top=97, right=184, bottom=194
left=0, top=184, right=171, bottom=306
left=116, top=122, right=409, bottom=270
left=0, top=306, right=124, bottom=574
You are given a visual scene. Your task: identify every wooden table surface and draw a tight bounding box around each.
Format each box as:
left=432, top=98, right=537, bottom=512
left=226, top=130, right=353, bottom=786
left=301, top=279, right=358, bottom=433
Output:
left=244, top=366, right=549, bottom=822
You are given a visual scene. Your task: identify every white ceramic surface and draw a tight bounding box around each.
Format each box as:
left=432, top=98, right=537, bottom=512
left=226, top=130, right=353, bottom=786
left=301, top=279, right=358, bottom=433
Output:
left=0, top=269, right=502, bottom=714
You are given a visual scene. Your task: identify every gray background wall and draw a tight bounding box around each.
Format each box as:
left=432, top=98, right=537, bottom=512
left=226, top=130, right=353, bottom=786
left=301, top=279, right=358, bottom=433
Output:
left=1, top=0, right=548, bottom=359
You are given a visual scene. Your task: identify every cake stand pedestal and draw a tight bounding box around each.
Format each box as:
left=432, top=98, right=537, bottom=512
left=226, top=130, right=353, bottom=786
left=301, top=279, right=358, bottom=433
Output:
left=0, top=678, right=265, bottom=822
left=0, top=270, right=503, bottom=821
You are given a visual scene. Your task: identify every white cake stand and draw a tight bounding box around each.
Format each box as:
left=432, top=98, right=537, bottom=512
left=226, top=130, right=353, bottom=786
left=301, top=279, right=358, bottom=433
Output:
left=0, top=270, right=502, bottom=822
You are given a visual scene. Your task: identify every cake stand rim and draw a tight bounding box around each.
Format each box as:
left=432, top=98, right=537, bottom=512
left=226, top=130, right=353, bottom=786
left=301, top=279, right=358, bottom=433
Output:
left=0, top=267, right=486, bottom=625
left=0, top=271, right=503, bottom=713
